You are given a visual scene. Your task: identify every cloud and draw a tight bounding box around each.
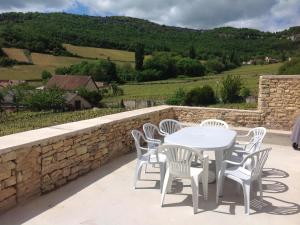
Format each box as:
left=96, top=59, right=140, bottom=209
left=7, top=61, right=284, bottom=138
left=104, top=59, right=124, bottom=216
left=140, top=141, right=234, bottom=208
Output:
left=0, top=0, right=299, bottom=31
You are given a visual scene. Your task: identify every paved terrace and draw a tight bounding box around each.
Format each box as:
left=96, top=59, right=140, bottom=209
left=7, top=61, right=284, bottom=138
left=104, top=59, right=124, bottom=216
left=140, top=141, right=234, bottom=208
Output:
left=0, top=142, right=299, bottom=225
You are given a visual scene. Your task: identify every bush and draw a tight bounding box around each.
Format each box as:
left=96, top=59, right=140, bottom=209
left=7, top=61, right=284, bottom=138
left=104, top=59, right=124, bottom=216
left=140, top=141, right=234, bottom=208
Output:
left=25, top=88, right=66, bottom=111
left=0, top=57, right=17, bottom=67
left=184, top=85, right=216, bottom=106
left=219, top=75, right=242, bottom=103
left=41, top=70, right=52, bottom=80
left=176, top=57, right=206, bottom=76
left=117, top=63, right=136, bottom=82
left=240, top=86, right=251, bottom=99
left=55, top=60, right=118, bottom=83
left=278, top=58, right=300, bottom=74
left=205, top=59, right=225, bottom=74
left=143, top=52, right=177, bottom=79
left=77, top=88, right=102, bottom=106
left=165, top=88, right=186, bottom=105
left=136, top=69, right=162, bottom=82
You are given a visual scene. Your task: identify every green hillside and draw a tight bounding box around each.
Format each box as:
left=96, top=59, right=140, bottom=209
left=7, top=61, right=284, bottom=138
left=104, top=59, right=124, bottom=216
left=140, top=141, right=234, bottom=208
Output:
left=0, top=12, right=299, bottom=60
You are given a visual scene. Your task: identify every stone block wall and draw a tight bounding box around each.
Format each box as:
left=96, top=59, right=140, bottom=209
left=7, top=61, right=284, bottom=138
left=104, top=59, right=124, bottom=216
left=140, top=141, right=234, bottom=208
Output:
left=173, top=106, right=263, bottom=128
left=0, top=106, right=174, bottom=212
left=258, top=75, right=300, bottom=130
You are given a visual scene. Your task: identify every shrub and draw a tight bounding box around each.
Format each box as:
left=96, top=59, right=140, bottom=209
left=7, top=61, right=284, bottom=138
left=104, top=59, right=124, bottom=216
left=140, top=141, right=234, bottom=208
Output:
left=136, top=69, right=162, bottom=82
left=25, top=88, right=66, bottom=111
left=219, top=75, right=242, bottom=103
left=165, top=88, right=186, bottom=105
left=184, top=85, right=216, bottom=106
left=240, top=86, right=251, bottom=100
left=205, top=59, right=225, bottom=74
left=0, top=57, right=17, bottom=67
left=176, top=57, right=206, bottom=76
left=55, top=60, right=118, bottom=83
left=143, top=52, right=177, bottom=79
left=77, top=88, right=102, bottom=106
left=278, top=58, right=300, bottom=74
left=41, top=70, right=52, bottom=80
left=117, top=63, right=136, bottom=82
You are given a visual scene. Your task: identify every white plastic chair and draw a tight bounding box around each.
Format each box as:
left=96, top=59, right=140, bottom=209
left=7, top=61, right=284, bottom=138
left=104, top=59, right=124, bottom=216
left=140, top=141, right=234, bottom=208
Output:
left=233, top=127, right=267, bottom=155
left=159, top=145, right=209, bottom=214
left=143, top=123, right=165, bottom=147
left=199, top=119, right=229, bottom=129
left=216, top=148, right=272, bottom=215
left=132, top=130, right=166, bottom=191
left=159, top=119, right=182, bottom=136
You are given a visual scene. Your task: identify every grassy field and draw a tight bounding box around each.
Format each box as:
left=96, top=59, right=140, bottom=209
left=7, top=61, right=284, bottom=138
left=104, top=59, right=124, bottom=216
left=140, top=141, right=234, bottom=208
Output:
left=63, top=43, right=151, bottom=64
left=2, top=48, right=31, bottom=63
left=0, top=108, right=124, bottom=137
left=0, top=52, right=96, bottom=80
left=103, top=63, right=283, bottom=104
left=63, top=44, right=135, bottom=62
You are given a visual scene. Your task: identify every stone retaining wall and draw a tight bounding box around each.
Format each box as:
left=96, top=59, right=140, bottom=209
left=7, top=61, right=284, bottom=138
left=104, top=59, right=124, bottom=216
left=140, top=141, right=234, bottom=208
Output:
left=0, top=106, right=174, bottom=212
left=258, top=75, right=300, bottom=130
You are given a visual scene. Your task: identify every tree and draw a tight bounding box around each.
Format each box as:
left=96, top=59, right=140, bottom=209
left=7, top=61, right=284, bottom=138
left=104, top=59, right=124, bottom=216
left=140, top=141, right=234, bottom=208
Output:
left=184, top=85, right=216, bottom=106
left=41, top=70, right=52, bottom=80
left=77, top=88, right=102, bottom=106
left=25, top=88, right=66, bottom=111
left=135, top=43, right=144, bottom=71
left=219, top=75, right=242, bottom=103
left=176, top=57, right=206, bottom=76
left=189, top=46, right=196, bottom=59
left=165, top=88, right=186, bottom=105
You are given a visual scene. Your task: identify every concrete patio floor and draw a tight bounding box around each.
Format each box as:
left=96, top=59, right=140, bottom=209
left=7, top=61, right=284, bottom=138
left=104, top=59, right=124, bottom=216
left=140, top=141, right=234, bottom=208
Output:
left=0, top=143, right=300, bottom=225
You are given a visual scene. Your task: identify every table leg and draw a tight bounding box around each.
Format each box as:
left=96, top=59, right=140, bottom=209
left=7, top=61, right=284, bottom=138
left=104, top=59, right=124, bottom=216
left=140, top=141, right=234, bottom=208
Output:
left=215, top=150, right=224, bottom=181
left=215, top=150, right=225, bottom=196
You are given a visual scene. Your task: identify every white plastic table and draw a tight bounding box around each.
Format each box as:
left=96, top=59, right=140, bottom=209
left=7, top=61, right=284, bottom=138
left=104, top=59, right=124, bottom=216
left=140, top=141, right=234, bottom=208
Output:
left=164, top=126, right=237, bottom=180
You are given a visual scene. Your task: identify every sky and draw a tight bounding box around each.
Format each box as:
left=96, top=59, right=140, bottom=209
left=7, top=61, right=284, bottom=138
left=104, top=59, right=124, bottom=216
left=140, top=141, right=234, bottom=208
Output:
left=0, top=0, right=299, bottom=31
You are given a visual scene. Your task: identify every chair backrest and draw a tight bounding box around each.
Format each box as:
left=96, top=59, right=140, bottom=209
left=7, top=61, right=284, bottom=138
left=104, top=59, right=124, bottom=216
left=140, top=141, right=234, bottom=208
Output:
left=159, top=119, right=182, bottom=135
left=143, top=123, right=160, bottom=140
left=131, top=130, right=146, bottom=160
left=159, top=145, right=197, bottom=177
left=245, top=127, right=267, bottom=153
left=199, top=119, right=229, bottom=129
left=242, top=148, right=272, bottom=180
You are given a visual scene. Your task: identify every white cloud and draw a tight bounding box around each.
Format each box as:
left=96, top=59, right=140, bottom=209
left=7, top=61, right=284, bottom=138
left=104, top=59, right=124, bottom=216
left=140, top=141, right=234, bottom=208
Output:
left=0, top=0, right=299, bottom=31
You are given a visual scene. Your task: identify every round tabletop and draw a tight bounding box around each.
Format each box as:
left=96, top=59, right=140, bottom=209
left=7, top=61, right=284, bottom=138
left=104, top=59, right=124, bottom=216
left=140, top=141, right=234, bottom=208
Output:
left=164, top=126, right=237, bottom=151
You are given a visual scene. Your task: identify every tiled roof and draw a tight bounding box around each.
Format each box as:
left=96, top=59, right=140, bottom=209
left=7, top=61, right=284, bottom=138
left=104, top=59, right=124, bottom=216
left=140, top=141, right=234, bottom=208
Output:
left=46, top=75, right=93, bottom=90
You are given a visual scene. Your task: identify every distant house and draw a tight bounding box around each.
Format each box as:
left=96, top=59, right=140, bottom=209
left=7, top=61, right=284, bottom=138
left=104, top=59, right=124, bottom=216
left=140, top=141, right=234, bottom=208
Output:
left=45, top=75, right=98, bottom=92
left=95, top=82, right=108, bottom=89
left=265, top=56, right=279, bottom=64
left=64, top=93, right=92, bottom=110
left=0, top=80, right=25, bottom=89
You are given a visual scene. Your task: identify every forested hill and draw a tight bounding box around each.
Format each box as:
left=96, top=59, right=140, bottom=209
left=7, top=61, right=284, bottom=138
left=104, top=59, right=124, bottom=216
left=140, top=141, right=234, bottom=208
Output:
left=0, top=12, right=299, bottom=59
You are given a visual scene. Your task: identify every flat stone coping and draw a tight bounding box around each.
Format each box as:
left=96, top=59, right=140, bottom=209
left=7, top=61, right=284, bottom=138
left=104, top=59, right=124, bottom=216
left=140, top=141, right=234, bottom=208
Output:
left=261, top=75, right=300, bottom=79
left=0, top=105, right=172, bottom=154
left=173, top=105, right=261, bottom=113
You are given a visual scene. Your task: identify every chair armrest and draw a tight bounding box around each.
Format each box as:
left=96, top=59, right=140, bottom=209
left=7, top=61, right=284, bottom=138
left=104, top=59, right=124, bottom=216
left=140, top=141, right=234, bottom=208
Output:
left=145, top=138, right=161, bottom=145
left=222, top=159, right=244, bottom=166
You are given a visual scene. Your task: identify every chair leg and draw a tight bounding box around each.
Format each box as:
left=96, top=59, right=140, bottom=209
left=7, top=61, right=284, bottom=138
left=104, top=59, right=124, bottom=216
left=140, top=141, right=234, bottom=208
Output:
left=242, top=182, right=251, bottom=215
left=133, top=160, right=144, bottom=189
left=166, top=174, right=174, bottom=193
left=216, top=170, right=224, bottom=202
left=161, top=170, right=170, bottom=206
left=159, top=163, right=166, bottom=193
left=191, top=177, right=199, bottom=214
left=258, top=176, right=263, bottom=203
left=201, top=174, right=208, bottom=200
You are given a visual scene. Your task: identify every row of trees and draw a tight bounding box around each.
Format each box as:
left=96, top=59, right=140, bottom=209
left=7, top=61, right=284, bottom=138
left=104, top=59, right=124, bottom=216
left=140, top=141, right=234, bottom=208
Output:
left=166, top=75, right=251, bottom=106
